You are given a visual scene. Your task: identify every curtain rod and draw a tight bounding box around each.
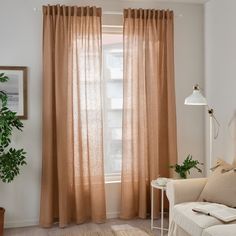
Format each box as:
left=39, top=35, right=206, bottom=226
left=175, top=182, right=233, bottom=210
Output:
left=103, top=11, right=183, bottom=17
left=33, top=8, right=123, bottom=15
left=33, top=8, right=183, bottom=17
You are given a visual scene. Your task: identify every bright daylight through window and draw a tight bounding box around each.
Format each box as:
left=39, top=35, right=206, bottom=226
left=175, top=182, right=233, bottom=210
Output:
left=102, top=33, right=123, bottom=180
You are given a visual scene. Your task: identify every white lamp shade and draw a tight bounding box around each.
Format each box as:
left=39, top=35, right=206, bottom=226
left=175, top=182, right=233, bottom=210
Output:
left=184, top=89, right=207, bottom=105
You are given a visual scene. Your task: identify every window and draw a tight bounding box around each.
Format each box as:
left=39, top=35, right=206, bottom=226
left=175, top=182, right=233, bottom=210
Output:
left=102, top=33, right=123, bottom=180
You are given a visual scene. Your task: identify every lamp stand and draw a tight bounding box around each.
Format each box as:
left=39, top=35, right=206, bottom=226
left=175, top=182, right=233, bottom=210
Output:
left=208, top=109, right=214, bottom=170
left=184, top=84, right=220, bottom=173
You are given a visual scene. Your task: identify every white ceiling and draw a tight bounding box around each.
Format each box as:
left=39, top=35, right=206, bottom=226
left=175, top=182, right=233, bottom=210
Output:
left=160, top=0, right=209, bottom=3
left=125, top=0, right=210, bottom=4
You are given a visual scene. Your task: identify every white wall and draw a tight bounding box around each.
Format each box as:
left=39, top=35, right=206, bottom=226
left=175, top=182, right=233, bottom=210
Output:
left=205, top=0, right=236, bottom=168
left=0, top=0, right=205, bottom=227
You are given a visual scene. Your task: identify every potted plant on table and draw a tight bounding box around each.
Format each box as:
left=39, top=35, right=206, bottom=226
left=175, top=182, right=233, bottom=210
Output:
left=170, top=154, right=203, bottom=179
left=0, top=73, right=27, bottom=234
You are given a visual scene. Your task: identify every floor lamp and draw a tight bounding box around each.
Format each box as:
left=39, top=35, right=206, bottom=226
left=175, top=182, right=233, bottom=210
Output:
left=184, top=84, right=220, bottom=170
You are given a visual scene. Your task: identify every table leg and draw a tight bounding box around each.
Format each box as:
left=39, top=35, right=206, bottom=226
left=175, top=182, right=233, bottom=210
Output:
left=151, top=185, right=154, bottom=230
left=161, top=188, right=164, bottom=236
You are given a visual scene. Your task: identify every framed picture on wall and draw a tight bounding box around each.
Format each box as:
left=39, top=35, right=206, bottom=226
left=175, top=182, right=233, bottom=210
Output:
left=0, top=66, right=27, bottom=119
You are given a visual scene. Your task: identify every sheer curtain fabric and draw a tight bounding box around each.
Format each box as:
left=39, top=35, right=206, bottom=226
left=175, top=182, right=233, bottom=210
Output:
left=40, top=5, right=106, bottom=227
left=120, top=8, right=178, bottom=219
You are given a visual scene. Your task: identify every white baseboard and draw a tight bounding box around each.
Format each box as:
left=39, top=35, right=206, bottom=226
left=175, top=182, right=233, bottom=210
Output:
left=5, top=219, right=39, bottom=229
left=107, top=211, right=120, bottom=219
left=5, top=212, right=120, bottom=228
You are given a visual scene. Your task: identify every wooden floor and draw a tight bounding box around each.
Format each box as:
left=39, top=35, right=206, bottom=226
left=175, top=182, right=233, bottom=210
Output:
left=5, top=218, right=169, bottom=236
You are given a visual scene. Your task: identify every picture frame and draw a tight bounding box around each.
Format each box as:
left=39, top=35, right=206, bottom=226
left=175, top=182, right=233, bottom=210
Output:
left=0, top=66, right=27, bottom=119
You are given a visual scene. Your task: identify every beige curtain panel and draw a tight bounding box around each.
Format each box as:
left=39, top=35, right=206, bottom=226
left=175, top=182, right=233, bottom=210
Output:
left=40, top=5, right=106, bottom=227
left=120, top=8, right=178, bottom=219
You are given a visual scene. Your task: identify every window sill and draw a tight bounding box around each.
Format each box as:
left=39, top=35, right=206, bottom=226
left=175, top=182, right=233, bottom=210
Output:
left=105, top=180, right=121, bottom=184
left=105, top=174, right=121, bottom=184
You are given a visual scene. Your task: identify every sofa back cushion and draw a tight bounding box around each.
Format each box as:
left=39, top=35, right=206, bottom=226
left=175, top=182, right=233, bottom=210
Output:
left=199, top=160, right=236, bottom=207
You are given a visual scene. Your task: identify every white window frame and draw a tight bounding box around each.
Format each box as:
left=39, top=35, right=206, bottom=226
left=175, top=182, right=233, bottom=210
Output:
left=102, top=25, right=123, bottom=183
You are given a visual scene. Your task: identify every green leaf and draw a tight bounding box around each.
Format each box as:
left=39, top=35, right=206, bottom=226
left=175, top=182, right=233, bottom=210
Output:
left=0, top=74, right=27, bottom=183
left=170, top=154, right=203, bottom=179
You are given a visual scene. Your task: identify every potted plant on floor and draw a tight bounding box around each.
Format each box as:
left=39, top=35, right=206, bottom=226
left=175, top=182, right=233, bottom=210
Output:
left=0, top=73, right=27, bottom=235
left=170, top=154, right=203, bottom=179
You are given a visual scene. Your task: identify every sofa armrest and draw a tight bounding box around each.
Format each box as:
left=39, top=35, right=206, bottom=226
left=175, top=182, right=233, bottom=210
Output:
left=166, top=178, right=207, bottom=228
left=166, top=178, right=207, bottom=205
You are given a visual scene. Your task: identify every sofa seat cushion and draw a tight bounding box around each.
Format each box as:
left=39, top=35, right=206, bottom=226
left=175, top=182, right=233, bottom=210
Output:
left=202, top=224, right=236, bottom=236
left=173, top=202, right=225, bottom=236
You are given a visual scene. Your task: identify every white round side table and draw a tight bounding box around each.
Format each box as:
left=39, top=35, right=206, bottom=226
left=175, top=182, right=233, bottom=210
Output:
left=151, top=180, right=169, bottom=236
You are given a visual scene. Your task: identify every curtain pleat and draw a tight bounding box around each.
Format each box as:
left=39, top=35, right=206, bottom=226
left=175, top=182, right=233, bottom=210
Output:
left=40, top=5, right=106, bottom=227
left=120, top=8, right=177, bottom=219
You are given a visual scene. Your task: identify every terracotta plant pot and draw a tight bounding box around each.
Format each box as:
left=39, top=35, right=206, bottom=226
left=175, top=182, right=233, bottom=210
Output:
left=0, top=208, right=5, bottom=236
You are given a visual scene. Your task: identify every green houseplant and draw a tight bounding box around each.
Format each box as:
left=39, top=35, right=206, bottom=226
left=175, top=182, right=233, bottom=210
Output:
left=0, top=73, right=27, bottom=234
left=170, top=154, right=203, bottom=179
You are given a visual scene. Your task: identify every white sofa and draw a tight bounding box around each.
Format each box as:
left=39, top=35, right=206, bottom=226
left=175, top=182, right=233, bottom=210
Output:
left=166, top=178, right=236, bottom=236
